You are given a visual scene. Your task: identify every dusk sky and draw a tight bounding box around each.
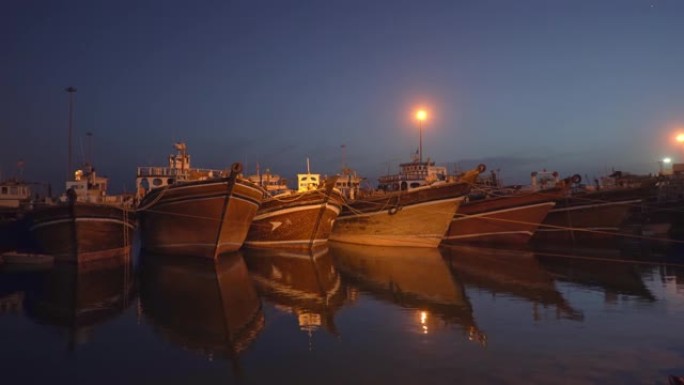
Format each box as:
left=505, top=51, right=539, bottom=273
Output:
left=3, top=0, right=684, bottom=194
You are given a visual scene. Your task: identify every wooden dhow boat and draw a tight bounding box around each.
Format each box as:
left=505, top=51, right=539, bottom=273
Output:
left=244, top=161, right=344, bottom=249
left=330, top=160, right=484, bottom=248
left=0, top=177, right=34, bottom=250
left=26, top=163, right=135, bottom=263
left=136, top=143, right=265, bottom=259
left=443, top=173, right=578, bottom=245
left=532, top=177, right=651, bottom=243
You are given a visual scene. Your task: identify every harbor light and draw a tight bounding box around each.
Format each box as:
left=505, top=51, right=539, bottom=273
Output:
left=664, top=157, right=672, bottom=164
left=416, top=110, right=427, bottom=121
left=677, top=134, right=684, bottom=143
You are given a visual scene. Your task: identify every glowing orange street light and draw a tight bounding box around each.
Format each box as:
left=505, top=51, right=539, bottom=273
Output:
left=416, top=110, right=427, bottom=164
left=677, top=133, right=684, bottom=143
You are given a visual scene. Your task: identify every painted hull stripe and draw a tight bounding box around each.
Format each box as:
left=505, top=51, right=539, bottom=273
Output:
left=153, top=194, right=261, bottom=209
left=254, top=203, right=340, bottom=221
left=443, top=230, right=533, bottom=240
left=340, top=196, right=463, bottom=219
left=158, top=180, right=264, bottom=195
left=246, top=249, right=329, bottom=260
left=454, top=202, right=555, bottom=221
left=244, top=239, right=328, bottom=246
left=537, top=227, right=620, bottom=232
left=30, top=217, right=135, bottom=231
left=550, top=199, right=641, bottom=213
left=149, top=241, right=243, bottom=249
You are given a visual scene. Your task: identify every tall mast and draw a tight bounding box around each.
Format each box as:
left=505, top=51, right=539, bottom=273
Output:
left=86, top=132, right=93, bottom=166
left=341, top=144, right=346, bottom=170
left=65, top=86, right=77, bottom=180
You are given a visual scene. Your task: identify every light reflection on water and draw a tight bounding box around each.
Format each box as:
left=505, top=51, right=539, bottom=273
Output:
left=1, top=240, right=684, bottom=384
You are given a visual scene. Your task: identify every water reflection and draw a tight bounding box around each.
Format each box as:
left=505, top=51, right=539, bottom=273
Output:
left=329, top=242, right=486, bottom=345
left=243, top=246, right=347, bottom=335
left=23, top=250, right=135, bottom=350
left=442, top=244, right=584, bottom=321
left=139, top=251, right=264, bottom=366
left=535, top=246, right=657, bottom=303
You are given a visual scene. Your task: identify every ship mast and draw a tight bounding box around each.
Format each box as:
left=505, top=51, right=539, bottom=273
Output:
left=65, top=86, right=77, bottom=180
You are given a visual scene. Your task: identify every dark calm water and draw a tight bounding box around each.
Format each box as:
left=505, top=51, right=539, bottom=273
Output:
left=2, top=239, right=684, bottom=385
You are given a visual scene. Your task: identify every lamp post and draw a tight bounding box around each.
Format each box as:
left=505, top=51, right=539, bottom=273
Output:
left=416, top=110, right=427, bottom=164
left=661, top=157, right=672, bottom=175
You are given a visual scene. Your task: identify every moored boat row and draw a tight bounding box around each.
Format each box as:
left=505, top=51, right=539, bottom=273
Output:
left=7, top=140, right=681, bottom=265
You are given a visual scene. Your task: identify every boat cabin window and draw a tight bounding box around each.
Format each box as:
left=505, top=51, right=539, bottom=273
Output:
left=1, top=187, right=6, bottom=194
left=153, top=178, right=163, bottom=187
left=410, top=182, right=421, bottom=189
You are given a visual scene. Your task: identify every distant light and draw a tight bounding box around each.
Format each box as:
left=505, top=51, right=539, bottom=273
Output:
left=420, top=311, right=428, bottom=334
left=677, top=133, right=684, bottom=143
left=416, top=110, right=427, bottom=121
left=664, top=158, right=672, bottom=164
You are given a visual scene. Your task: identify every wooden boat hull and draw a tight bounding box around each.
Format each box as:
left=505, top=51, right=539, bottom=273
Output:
left=533, top=199, right=640, bottom=242
left=139, top=177, right=263, bottom=259
left=27, top=203, right=135, bottom=264
left=444, top=190, right=561, bottom=245
left=330, top=182, right=469, bottom=247
left=244, top=189, right=344, bottom=249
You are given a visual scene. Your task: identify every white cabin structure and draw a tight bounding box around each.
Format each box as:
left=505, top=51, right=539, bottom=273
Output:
left=378, top=155, right=448, bottom=192
left=135, top=142, right=226, bottom=201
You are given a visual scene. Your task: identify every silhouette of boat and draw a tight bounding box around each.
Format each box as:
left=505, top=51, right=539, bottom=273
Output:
left=443, top=186, right=568, bottom=245
left=533, top=186, right=647, bottom=243
left=245, top=162, right=343, bottom=249
left=330, top=163, right=483, bottom=248
left=136, top=143, right=265, bottom=259
left=27, top=164, right=135, bottom=263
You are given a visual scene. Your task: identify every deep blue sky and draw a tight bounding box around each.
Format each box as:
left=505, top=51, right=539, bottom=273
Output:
left=3, top=0, right=684, bottom=193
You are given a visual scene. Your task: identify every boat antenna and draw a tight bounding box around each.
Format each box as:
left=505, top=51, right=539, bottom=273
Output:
left=306, top=157, right=311, bottom=174
left=65, top=86, right=77, bottom=180
left=16, top=159, right=25, bottom=180
left=340, top=144, right=346, bottom=170
left=86, top=132, right=93, bottom=166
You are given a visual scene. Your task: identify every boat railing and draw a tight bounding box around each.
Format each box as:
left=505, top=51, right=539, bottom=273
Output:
left=136, top=166, right=227, bottom=178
